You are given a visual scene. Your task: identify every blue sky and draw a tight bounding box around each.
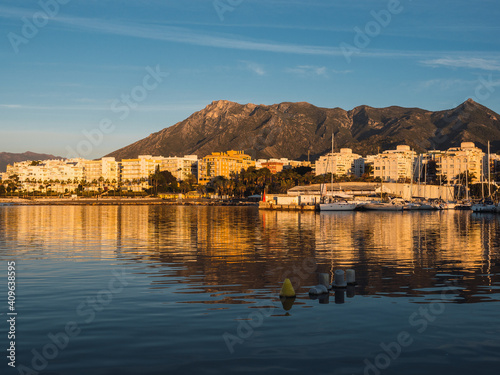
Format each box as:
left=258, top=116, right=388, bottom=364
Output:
left=1, top=0, right=500, bottom=159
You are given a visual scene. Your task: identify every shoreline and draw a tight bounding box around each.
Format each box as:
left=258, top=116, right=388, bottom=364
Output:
left=0, top=197, right=259, bottom=207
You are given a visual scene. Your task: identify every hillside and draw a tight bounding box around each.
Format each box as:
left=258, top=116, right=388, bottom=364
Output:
left=106, top=99, right=500, bottom=160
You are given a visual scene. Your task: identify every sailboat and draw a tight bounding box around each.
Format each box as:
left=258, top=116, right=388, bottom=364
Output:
left=455, top=159, right=472, bottom=210
left=319, top=133, right=357, bottom=211
left=472, top=141, right=496, bottom=212
left=363, top=199, right=405, bottom=211
left=405, top=155, right=437, bottom=210
left=363, top=170, right=404, bottom=211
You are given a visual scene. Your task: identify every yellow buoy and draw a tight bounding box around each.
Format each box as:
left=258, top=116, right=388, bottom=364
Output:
left=279, top=278, right=296, bottom=298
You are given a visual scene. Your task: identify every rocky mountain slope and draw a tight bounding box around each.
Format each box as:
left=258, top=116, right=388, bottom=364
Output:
left=106, top=99, right=500, bottom=160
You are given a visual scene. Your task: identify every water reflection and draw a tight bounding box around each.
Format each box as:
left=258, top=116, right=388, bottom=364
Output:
left=0, top=206, right=499, bottom=304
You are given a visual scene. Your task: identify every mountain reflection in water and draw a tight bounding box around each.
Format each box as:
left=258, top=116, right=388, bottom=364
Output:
left=1, top=206, right=498, bottom=304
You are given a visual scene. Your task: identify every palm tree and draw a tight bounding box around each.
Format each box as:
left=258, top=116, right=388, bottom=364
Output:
left=111, top=179, right=117, bottom=196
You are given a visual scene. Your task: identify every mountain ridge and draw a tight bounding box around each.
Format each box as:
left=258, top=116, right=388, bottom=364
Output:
left=105, top=99, right=500, bottom=161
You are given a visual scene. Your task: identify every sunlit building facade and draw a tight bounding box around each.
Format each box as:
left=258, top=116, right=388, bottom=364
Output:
left=433, top=142, right=484, bottom=183
left=82, top=157, right=119, bottom=184
left=315, top=148, right=364, bottom=177
left=120, top=155, right=166, bottom=183
left=373, top=145, right=416, bottom=182
left=159, top=155, right=198, bottom=181
left=198, top=150, right=255, bottom=184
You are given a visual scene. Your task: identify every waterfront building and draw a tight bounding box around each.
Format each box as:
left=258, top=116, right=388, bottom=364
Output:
left=285, top=159, right=312, bottom=169
left=315, top=148, right=364, bottom=177
left=259, top=160, right=285, bottom=174
left=120, top=155, right=166, bottom=190
left=198, top=150, right=255, bottom=184
left=159, top=155, right=198, bottom=181
left=82, top=157, right=119, bottom=186
left=256, top=158, right=312, bottom=174
left=433, top=142, right=484, bottom=184
left=373, top=145, right=416, bottom=182
left=3, top=159, right=85, bottom=192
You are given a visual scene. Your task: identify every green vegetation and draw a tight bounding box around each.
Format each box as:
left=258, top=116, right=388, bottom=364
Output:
left=200, top=166, right=370, bottom=198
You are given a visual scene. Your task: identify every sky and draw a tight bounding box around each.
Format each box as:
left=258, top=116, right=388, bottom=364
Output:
left=1, top=0, right=500, bottom=159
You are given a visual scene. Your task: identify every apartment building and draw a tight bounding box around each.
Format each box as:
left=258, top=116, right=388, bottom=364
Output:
left=373, top=145, right=416, bottom=182
left=256, top=158, right=312, bottom=174
left=433, top=142, right=484, bottom=183
left=120, top=155, right=166, bottom=182
left=198, top=150, right=255, bottom=184
left=315, top=148, right=364, bottom=177
left=82, top=157, right=119, bottom=183
left=160, top=155, right=198, bottom=181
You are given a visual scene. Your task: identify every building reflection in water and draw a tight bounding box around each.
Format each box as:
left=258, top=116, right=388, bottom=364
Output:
left=0, top=206, right=499, bottom=304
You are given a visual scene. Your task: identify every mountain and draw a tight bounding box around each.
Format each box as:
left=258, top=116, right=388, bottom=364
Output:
left=106, top=99, right=500, bottom=161
left=0, top=152, right=62, bottom=173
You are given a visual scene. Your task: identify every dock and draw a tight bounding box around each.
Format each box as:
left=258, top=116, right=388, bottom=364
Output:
left=258, top=201, right=316, bottom=211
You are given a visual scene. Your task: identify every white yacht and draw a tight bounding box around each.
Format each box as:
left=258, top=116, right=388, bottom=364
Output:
left=471, top=199, right=496, bottom=212
left=319, top=200, right=357, bottom=211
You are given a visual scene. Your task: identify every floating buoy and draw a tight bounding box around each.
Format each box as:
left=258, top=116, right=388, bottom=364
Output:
left=308, top=284, right=328, bottom=295
left=346, top=269, right=356, bottom=285
left=280, top=278, right=296, bottom=298
left=332, top=269, right=347, bottom=288
left=318, top=273, right=330, bottom=288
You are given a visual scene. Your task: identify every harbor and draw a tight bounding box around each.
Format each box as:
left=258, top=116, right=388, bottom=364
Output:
left=259, top=182, right=500, bottom=212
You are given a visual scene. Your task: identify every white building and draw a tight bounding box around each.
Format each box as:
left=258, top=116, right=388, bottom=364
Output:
left=433, top=142, right=484, bottom=184
left=373, top=145, right=417, bottom=182
left=315, top=148, right=364, bottom=177
left=82, top=157, right=119, bottom=184
left=3, top=159, right=85, bottom=192
left=160, top=155, right=198, bottom=181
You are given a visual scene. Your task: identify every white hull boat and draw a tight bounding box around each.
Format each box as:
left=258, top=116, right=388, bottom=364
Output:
left=471, top=203, right=496, bottom=212
left=319, top=202, right=357, bottom=211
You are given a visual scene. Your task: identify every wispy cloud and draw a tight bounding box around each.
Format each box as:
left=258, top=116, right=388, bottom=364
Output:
left=239, top=61, right=266, bottom=76
left=417, top=78, right=475, bottom=91
left=0, top=5, right=339, bottom=56
left=421, top=58, right=500, bottom=71
left=331, top=69, right=353, bottom=74
left=286, top=65, right=328, bottom=77
left=0, top=104, right=205, bottom=111
left=2, top=5, right=500, bottom=61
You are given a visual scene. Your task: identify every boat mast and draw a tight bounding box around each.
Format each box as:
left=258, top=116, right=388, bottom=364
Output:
left=418, top=155, right=421, bottom=199
left=488, top=141, right=491, bottom=198
left=330, top=132, right=334, bottom=197
left=410, top=156, right=414, bottom=201
left=465, top=158, right=469, bottom=201
left=481, top=154, right=485, bottom=200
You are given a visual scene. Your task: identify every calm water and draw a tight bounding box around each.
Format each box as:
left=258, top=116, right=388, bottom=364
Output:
left=0, top=206, right=499, bottom=375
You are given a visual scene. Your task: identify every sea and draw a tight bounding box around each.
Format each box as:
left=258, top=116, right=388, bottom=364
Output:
left=0, top=205, right=499, bottom=375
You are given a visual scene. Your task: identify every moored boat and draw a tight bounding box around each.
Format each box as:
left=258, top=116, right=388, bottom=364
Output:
left=471, top=199, right=496, bottom=212
left=455, top=201, right=472, bottom=210
left=319, top=201, right=357, bottom=211
left=404, top=201, right=437, bottom=210
left=363, top=199, right=404, bottom=211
